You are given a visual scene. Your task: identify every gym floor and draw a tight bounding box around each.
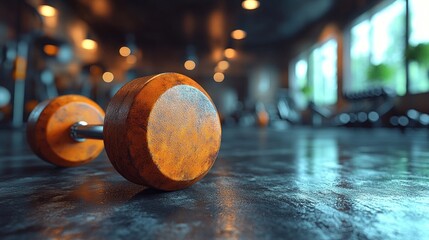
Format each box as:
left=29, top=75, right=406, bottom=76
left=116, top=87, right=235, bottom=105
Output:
left=0, top=127, right=429, bottom=239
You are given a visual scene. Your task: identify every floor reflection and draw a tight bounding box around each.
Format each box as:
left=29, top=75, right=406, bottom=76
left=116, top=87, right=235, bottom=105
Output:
left=25, top=173, right=144, bottom=239
left=214, top=165, right=240, bottom=240
left=294, top=136, right=339, bottom=181
left=1, top=128, right=429, bottom=239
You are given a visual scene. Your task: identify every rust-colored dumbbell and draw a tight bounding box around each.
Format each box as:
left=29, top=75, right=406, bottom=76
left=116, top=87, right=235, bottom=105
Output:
left=27, top=73, right=222, bottom=191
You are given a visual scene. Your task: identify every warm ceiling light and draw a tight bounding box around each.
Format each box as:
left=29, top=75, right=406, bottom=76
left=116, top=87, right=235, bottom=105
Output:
left=224, top=48, right=237, bottom=59
left=119, top=46, right=131, bottom=57
left=242, top=0, right=260, bottom=10
left=213, top=72, right=224, bottom=82
left=231, top=29, right=246, bottom=40
left=184, top=60, right=196, bottom=70
left=126, top=55, right=137, bottom=64
left=217, top=60, right=230, bottom=71
left=38, top=5, right=57, bottom=17
left=102, top=72, right=114, bottom=82
left=43, top=44, right=58, bottom=56
left=81, top=39, right=97, bottom=50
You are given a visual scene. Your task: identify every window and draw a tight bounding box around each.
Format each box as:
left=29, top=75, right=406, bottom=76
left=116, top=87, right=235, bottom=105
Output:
left=408, top=0, right=429, bottom=93
left=348, top=0, right=406, bottom=95
left=350, top=20, right=371, bottom=92
left=292, top=0, right=429, bottom=104
left=290, top=56, right=309, bottom=109
left=310, top=39, right=338, bottom=106
left=290, top=39, right=338, bottom=107
left=294, top=58, right=308, bottom=92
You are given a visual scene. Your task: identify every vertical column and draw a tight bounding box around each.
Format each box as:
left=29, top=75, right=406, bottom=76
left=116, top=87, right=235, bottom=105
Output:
left=12, top=41, right=28, bottom=128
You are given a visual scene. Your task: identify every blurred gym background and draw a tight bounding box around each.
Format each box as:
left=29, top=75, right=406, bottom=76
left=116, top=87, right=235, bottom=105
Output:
left=0, top=0, right=428, bottom=130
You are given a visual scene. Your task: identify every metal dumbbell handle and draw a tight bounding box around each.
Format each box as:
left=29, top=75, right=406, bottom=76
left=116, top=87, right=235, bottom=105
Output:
left=70, top=121, right=104, bottom=142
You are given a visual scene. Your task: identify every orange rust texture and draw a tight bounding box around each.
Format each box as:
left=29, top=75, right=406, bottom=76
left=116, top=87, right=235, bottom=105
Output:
left=27, top=95, right=105, bottom=167
left=147, top=85, right=220, bottom=181
left=104, top=73, right=221, bottom=190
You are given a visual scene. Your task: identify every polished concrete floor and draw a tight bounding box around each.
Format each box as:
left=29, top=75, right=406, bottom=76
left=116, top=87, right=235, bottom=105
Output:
left=0, top=127, right=429, bottom=239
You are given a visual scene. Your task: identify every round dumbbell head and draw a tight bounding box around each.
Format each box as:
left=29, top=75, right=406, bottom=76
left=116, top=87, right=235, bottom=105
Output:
left=27, top=95, right=105, bottom=167
left=104, top=73, right=221, bottom=191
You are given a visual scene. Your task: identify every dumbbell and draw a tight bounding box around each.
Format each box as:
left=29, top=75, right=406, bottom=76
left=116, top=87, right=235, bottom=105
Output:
left=27, top=73, right=222, bottom=191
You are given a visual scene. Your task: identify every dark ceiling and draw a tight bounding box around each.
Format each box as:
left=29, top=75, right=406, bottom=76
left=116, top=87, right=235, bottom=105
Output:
left=0, top=0, right=381, bottom=56
left=67, top=0, right=339, bottom=50
left=0, top=0, right=381, bottom=77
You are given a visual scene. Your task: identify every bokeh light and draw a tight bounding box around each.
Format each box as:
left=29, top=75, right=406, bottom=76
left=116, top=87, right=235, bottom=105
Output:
left=81, top=39, right=97, bottom=50
left=231, top=29, right=247, bottom=40
left=184, top=60, right=196, bottom=70
left=242, top=0, right=260, bottom=10
left=119, top=46, right=131, bottom=57
left=224, top=48, right=237, bottom=59
left=102, top=72, right=114, bottom=82
left=38, top=5, right=57, bottom=17
left=217, top=60, right=230, bottom=71
left=214, top=72, right=225, bottom=82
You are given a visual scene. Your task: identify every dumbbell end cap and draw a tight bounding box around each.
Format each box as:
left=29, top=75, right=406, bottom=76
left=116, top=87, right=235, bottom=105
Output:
left=27, top=95, right=105, bottom=167
left=104, top=73, right=222, bottom=191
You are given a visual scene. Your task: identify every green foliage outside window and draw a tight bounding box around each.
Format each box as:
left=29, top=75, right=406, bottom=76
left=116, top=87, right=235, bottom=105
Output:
left=407, top=43, right=429, bottom=67
left=367, top=63, right=396, bottom=84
